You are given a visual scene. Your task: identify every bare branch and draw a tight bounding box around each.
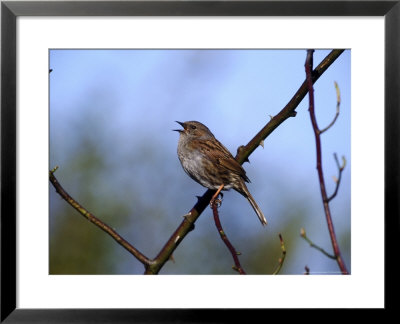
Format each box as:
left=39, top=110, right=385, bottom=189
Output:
left=144, top=189, right=215, bottom=274
left=235, top=50, right=345, bottom=164
left=305, top=49, right=349, bottom=274
left=272, top=233, right=287, bottom=275
left=49, top=167, right=153, bottom=268
left=211, top=197, right=246, bottom=275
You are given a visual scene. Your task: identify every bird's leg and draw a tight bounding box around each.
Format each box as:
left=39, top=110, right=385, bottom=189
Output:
left=210, top=184, right=224, bottom=207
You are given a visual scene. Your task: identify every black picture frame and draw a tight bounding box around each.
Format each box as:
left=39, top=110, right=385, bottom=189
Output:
left=1, top=0, right=398, bottom=321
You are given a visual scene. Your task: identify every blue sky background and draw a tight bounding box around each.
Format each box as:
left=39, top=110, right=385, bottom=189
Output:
left=49, top=49, right=350, bottom=275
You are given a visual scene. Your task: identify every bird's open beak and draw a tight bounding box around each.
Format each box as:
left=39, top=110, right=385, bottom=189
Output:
left=173, top=121, right=185, bottom=133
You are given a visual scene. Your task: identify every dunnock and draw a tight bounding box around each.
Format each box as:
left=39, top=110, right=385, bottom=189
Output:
left=174, top=121, right=267, bottom=226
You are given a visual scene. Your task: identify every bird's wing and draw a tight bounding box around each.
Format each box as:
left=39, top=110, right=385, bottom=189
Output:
left=194, top=138, right=250, bottom=183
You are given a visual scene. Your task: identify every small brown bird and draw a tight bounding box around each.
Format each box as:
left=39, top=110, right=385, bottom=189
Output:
left=174, top=121, right=267, bottom=226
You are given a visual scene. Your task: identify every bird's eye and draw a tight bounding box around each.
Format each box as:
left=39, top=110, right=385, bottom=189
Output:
left=190, top=125, right=197, bottom=130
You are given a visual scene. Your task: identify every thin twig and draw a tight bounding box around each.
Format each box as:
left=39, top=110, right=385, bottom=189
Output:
left=211, top=199, right=246, bottom=274
left=327, top=153, right=346, bottom=202
left=320, top=81, right=341, bottom=134
left=49, top=167, right=153, bottom=268
left=305, top=49, right=349, bottom=274
left=300, top=228, right=336, bottom=259
left=272, top=233, right=286, bottom=275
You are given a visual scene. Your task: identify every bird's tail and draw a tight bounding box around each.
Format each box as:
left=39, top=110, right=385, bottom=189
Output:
left=236, top=182, right=268, bottom=226
left=246, top=193, right=268, bottom=226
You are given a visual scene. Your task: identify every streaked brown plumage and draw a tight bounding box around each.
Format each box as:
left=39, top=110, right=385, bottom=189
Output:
left=174, top=121, right=267, bottom=226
